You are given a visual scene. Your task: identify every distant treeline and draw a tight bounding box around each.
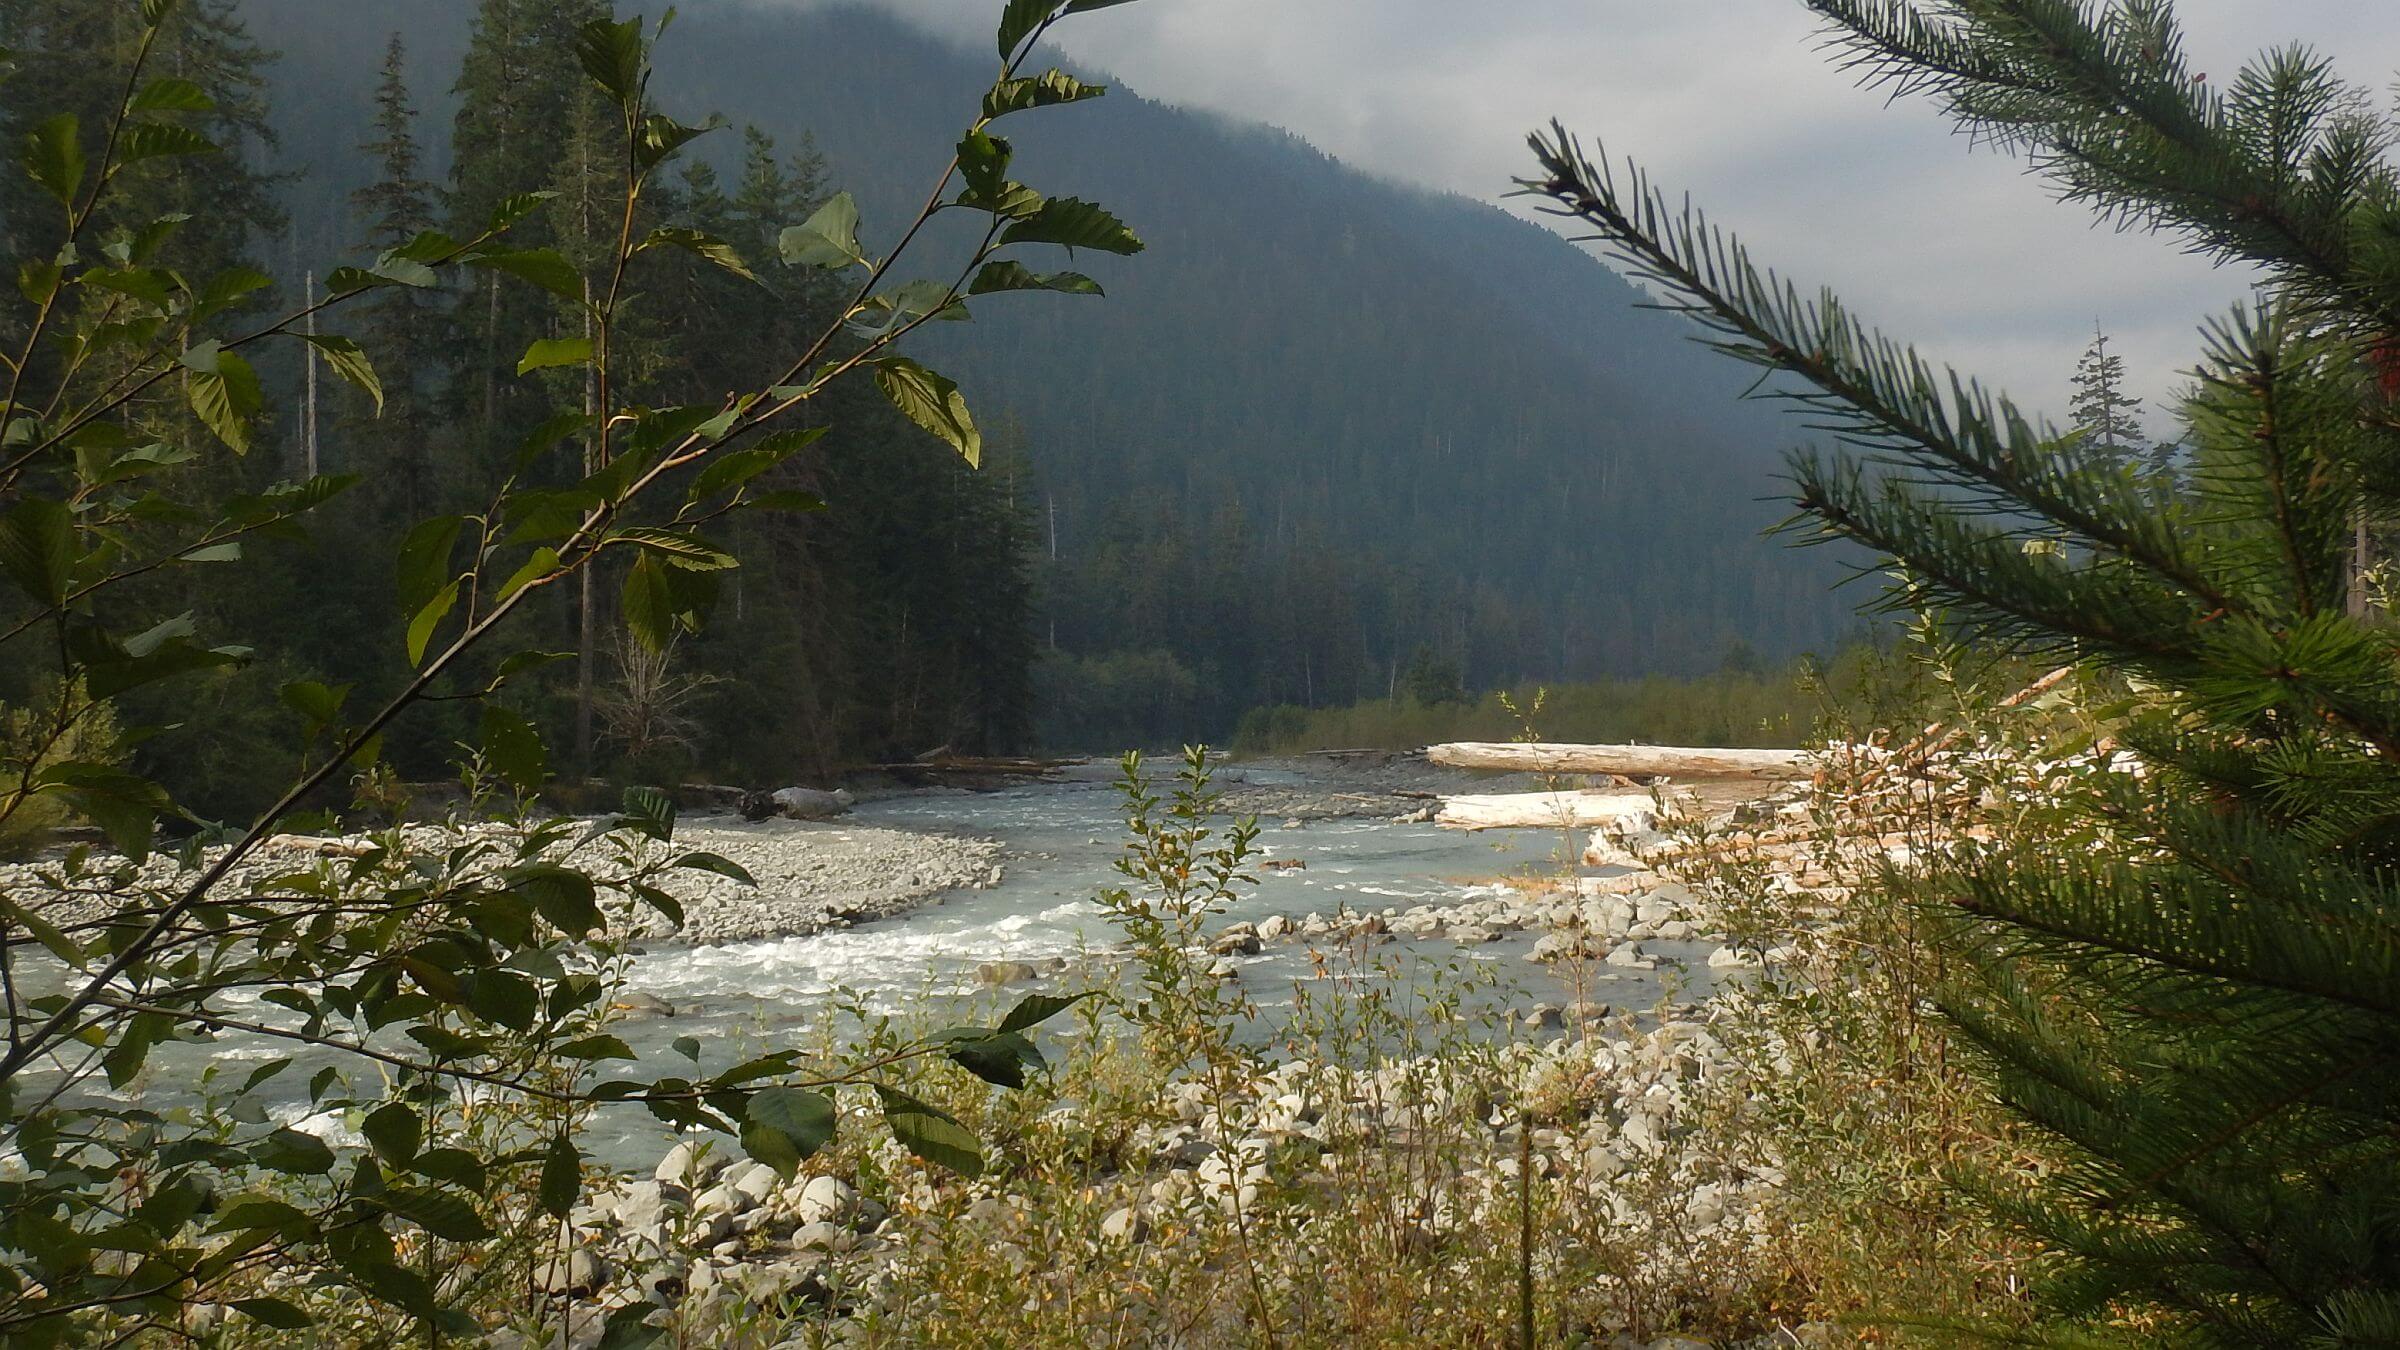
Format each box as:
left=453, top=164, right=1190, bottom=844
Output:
left=1231, top=641, right=1908, bottom=755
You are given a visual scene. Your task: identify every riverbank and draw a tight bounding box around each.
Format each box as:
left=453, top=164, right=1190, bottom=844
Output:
left=8, top=815, right=1007, bottom=950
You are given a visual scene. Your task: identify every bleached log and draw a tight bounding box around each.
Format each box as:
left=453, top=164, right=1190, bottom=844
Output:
left=1434, top=791, right=1656, bottom=832
left=1428, top=742, right=1811, bottom=779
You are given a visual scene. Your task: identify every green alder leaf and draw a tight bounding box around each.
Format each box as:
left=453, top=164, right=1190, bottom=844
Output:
left=495, top=546, right=561, bottom=602
left=576, top=16, right=645, bottom=106
left=211, top=1198, right=312, bottom=1237
left=614, top=527, right=736, bottom=572
left=37, top=761, right=173, bottom=860
left=597, top=1304, right=665, bottom=1350
left=0, top=496, right=74, bottom=604
left=409, top=1149, right=488, bottom=1191
left=479, top=703, right=547, bottom=791
left=302, top=334, right=383, bottom=413
left=968, top=260, right=1102, bottom=297
left=486, top=190, right=555, bottom=235
left=518, top=336, right=594, bottom=376
left=640, top=225, right=754, bottom=281
left=673, top=851, right=754, bottom=885
left=280, top=678, right=350, bottom=730
left=622, top=785, right=675, bottom=841
left=998, top=196, right=1142, bottom=255
left=466, top=247, right=584, bottom=302
left=362, top=1103, right=422, bottom=1166
left=779, top=193, right=862, bottom=268
left=554, top=1034, right=635, bottom=1061
left=508, top=864, right=603, bottom=937
left=24, top=113, right=84, bottom=207
left=115, top=122, right=215, bottom=165
left=686, top=427, right=826, bottom=502
left=877, top=1086, right=982, bottom=1177
left=998, top=989, right=1097, bottom=1033
left=540, top=1136, right=581, bottom=1218
left=130, top=77, right=213, bottom=113
left=252, top=1128, right=335, bottom=1176
left=182, top=343, right=261, bottom=454
left=395, top=515, right=465, bottom=616
left=956, top=180, right=1045, bottom=219
left=372, top=252, right=439, bottom=288
left=957, top=130, right=1010, bottom=202
left=375, top=1185, right=492, bottom=1242
left=636, top=113, right=718, bottom=170
left=934, top=1028, right=1042, bottom=1088
left=406, top=581, right=459, bottom=666
left=996, top=0, right=1054, bottom=58
left=229, top=1298, right=313, bottom=1330
left=872, top=357, right=980, bottom=467
left=79, top=265, right=174, bottom=309
left=744, top=1087, right=836, bottom=1176
left=620, top=552, right=704, bottom=651
left=468, top=970, right=540, bottom=1031
left=189, top=267, right=273, bottom=323
left=983, top=69, right=1106, bottom=120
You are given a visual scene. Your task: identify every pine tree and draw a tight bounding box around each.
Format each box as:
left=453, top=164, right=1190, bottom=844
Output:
left=0, top=0, right=285, bottom=332
left=1530, top=0, right=2400, bottom=1341
left=348, top=33, right=444, bottom=521
left=447, top=0, right=606, bottom=443
left=2068, top=327, right=2144, bottom=474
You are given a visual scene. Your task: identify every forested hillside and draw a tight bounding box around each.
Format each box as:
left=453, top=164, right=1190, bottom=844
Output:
left=242, top=1, right=1855, bottom=748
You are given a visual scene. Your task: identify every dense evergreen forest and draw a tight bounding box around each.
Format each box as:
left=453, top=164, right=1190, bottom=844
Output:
left=1, top=0, right=1856, bottom=809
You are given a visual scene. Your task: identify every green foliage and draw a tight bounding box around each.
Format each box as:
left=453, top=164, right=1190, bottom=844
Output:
left=1528, top=1, right=2400, bottom=1340
left=0, top=0, right=1139, bottom=1340
left=1235, top=643, right=1890, bottom=755
left=0, top=678, right=121, bottom=859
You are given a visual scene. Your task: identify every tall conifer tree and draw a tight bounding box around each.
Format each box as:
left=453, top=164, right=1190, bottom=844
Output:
left=1532, top=0, right=2400, bottom=1340
left=349, top=33, right=443, bottom=521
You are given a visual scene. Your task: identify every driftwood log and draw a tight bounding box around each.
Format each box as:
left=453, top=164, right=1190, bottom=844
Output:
left=1435, top=791, right=1657, bottom=831
left=1427, top=742, right=1812, bottom=779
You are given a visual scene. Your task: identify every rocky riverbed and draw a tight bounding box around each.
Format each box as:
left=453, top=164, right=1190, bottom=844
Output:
left=9, top=815, right=1006, bottom=949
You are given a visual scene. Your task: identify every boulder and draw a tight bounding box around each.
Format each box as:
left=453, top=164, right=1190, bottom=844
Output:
left=1210, top=925, right=1262, bottom=956
left=1448, top=924, right=1500, bottom=945
left=654, top=1140, right=726, bottom=1187
left=795, top=1175, right=857, bottom=1227
left=791, top=1220, right=855, bottom=1253
left=535, top=1247, right=609, bottom=1296
left=768, top=786, right=854, bottom=820
left=1256, top=913, right=1292, bottom=941
left=610, top=990, right=675, bottom=1019
left=1522, top=1004, right=1563, bottom=1031
left=725, top=1161, right=780, bottom=1206
left=1099, top=1206, right=1150, bottom=1243
left=977, top=960, right=1040, bottom=986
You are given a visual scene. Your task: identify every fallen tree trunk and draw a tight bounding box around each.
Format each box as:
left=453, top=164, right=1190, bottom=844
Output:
left=1428, top=742, right=1811, bottom=779
left=1436, top=791, right=1657, bottom=831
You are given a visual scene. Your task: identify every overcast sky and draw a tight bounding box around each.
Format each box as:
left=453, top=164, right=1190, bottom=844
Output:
left=752, top=0, right=2400, bottom=428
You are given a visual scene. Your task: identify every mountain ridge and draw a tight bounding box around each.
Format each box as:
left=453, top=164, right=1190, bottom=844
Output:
left=243, top=0, right=1855, bottom=743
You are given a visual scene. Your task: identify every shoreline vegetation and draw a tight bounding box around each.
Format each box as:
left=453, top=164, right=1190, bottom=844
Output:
left=1230, top=644, right=1906, bottom=759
